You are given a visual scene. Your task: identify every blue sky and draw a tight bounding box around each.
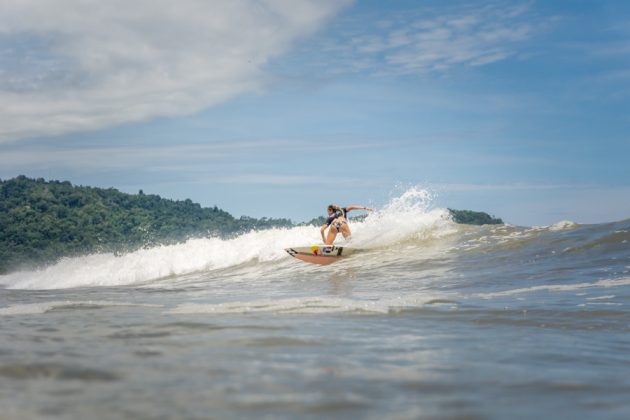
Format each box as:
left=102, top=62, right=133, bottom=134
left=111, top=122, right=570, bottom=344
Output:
left=1, top=0, right=629, bottom=226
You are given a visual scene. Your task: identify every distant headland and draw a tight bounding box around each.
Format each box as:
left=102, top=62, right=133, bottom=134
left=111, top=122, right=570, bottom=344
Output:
left=0, top=176, right=502, bottom=274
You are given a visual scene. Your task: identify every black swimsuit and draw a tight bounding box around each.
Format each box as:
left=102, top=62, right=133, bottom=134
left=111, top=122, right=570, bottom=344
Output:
left=325, top=208, right=348, bottom=232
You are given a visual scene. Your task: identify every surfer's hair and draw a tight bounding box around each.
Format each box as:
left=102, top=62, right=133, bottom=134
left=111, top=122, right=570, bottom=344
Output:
left=327, top=204, right=341, bottom=213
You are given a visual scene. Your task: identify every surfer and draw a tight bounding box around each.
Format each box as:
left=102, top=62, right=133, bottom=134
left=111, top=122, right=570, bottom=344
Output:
left=321, top=204, right=373, bottom=245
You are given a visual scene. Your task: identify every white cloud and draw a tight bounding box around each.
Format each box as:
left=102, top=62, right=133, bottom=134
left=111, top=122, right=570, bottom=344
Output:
left=0, top=0, right=351, bottom=142
left=0, top=137, right=386, bottom=175
left=433, top=183, right=580, bottom=192
left=384, top=8, right=533, bottom=73
left=308, top=2, right=541, bottom=76
left=210, top=174, right=328, bottom=185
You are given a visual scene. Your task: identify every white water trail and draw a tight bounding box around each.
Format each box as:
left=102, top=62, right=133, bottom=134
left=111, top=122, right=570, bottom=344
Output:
left=0, top=227, right=316, bottom=290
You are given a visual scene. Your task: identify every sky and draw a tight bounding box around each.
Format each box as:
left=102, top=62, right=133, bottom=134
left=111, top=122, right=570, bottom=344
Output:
left=0, top=0, right=629, bottom=226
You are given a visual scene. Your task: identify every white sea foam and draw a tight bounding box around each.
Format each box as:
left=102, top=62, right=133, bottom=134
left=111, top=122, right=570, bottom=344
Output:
left=585, top=295, right=616, bottom=301
left=0, top=186, right=455, bottom=290
left=167, top=293, right=458, bottom=315
left=548, top=220, right=579, bottom=231
left=0, top=227, right=316, bottom=290
left=529, top=220, right=579, bottom=232
left=476, top=277, right=630, bottom=299
left=347, top=186, right=455, bottom=247
left=0, top=301, right=162, bottom=316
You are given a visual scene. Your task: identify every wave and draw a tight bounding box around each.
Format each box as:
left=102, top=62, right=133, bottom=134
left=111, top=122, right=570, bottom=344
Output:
left=548, top=220, right=579, bottom=231
left=0, top=186, right=456, bottom=290
left=0, top=301, right=162, bottom=316
left=2, top=187, right=627, bottom=291
left=167, top=293, right=459, bottom=315
left=476, top=277, right=630, bottom=299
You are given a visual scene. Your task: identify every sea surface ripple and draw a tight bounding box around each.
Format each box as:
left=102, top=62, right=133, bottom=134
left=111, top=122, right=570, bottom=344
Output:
left=1, top=188, right=629, bottom=419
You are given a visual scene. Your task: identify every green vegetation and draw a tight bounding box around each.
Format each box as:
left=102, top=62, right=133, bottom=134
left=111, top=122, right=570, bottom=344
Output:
left=0, top=176, right=291, bottom=274
left=448, top=209, right=503, bottom=225
left=0, top=176, right=502, bottom=274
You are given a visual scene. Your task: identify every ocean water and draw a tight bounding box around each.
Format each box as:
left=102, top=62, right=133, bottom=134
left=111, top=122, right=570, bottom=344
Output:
left=1, top=188, right=629, bottom=419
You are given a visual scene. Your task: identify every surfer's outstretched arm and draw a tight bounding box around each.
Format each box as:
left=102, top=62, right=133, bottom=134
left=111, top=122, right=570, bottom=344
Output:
left=344, top=205, right=374, bottom=212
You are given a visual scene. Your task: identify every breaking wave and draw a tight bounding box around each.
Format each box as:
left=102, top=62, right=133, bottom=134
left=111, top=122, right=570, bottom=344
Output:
left=1, top=185, right=627, bottom=292
left=0, top=186, right=455, bottom=290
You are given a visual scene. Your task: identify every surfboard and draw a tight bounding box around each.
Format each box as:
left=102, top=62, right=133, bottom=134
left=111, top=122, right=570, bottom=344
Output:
left=285, top=245, right=355, bottom=265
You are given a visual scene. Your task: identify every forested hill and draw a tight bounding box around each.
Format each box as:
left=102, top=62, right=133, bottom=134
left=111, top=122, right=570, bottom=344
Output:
left=448, top=209, right=503, bottom=226
left=0, top=176, right=292, bottom=274
left=0, top=176, right=502, bottom=274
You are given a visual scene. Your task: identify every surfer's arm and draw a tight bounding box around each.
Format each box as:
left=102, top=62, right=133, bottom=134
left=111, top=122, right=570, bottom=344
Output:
left=345, top=205, right=374, bottom=212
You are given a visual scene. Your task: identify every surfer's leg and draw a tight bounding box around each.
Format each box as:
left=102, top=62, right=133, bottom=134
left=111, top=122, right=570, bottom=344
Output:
left=340, top=224, right=352, bottom=239
left=326, top=228, right=338, bottom=244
